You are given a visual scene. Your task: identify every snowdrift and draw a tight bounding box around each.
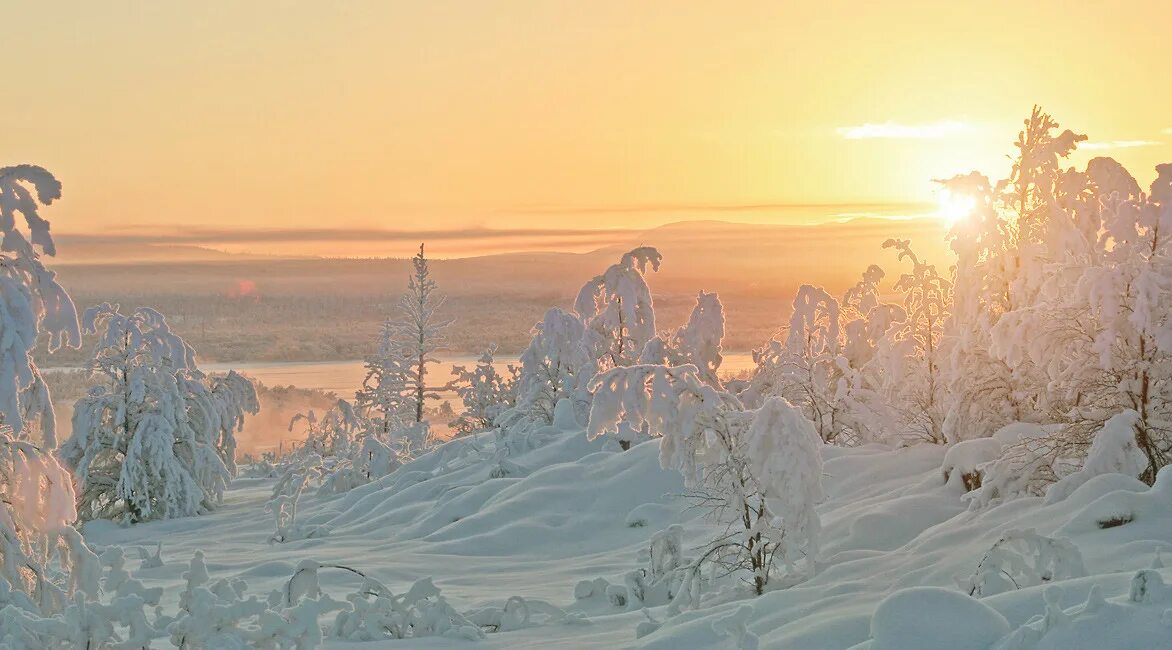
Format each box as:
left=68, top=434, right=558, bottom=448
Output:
left=83, top=429, right=1172, bottom=648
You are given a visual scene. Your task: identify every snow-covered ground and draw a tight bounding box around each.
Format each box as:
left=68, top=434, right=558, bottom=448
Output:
left=82, top=428, right=1172, bottom=649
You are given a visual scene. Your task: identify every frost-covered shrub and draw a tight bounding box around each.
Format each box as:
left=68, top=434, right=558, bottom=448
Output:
left=965, top=426, right=1078, bottom=509
left=331, top=575, right=483, bottom=641
left=266, top=453, right=328, bottom=543
left=449, top=344, right=518, bottom=436
left=739, top=266, right=901, bottom=446
left=574, top=525, right=692, bottom=612
left=960, top=529, right=1086, bottom=597
left=589, top=365, right=823, bottom=596
left=355, top=318, right=412, bottom=438
left=283, top=399, right=406, bottom=497
left=169, top=555, right=350, bottom=649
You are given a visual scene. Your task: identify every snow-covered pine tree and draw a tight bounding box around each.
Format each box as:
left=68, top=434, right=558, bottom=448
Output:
left=575, top=247, right=662, bottom=369
left=355, top=316, right=412, bottom=437
left=0, top=164, right=92, bottom=617
left=400, top=243, right=453, bottom=424
left=449, top=344, right=519, bottom=436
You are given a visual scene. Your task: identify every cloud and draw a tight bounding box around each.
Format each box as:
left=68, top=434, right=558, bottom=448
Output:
left=836, top=120, right=973, bottom=140
left=1081, top=140, right=1162, bottom=150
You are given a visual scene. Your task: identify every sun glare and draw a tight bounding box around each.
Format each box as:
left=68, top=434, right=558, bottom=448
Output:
left=936, top=188, right=976, bottom=225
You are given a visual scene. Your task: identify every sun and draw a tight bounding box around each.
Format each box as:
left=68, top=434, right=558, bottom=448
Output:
left=936, top=188, right=976, bottom=225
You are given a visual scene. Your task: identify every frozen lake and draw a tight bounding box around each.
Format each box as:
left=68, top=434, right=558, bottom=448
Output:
left=202, top=353, right=759, bottom=398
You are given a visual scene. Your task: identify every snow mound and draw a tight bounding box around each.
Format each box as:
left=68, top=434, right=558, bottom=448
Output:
left=1057, top=465, right=1172, bottom=536
left=870, top=587, right=1010, bottom=650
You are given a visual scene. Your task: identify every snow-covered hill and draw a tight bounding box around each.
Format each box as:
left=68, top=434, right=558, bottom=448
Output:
left=83, top=429, right=1172, bottom=649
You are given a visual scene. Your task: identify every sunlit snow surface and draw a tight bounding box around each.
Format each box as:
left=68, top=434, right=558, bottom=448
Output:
left=84, top=432, right=1172, bottom=649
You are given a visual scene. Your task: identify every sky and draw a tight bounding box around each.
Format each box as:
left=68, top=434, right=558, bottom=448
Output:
left=5, top=1, right=1171, bottom=257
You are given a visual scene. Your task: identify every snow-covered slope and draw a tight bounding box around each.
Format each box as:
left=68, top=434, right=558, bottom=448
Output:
left=83, top=430, right=1172, bottom=649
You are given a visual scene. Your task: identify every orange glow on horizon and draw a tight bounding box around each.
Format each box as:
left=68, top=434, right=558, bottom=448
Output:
left=3, top=2, right=1169, bottom=260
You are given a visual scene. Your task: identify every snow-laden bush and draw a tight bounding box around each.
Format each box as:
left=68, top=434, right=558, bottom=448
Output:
left=959, top=529, right=1086, bottom=597
left=576, top=246, right=661, bottom=369
left=965, top=424, right=1078, bottom=509
left=738, top=266, right=902, bottom=446
left=1044, top=410, right=1147, bottom=503
left=499, top=247, right=664, bottom=438
left=266, top=462, right=329, bottom=543
left=574, top=525, right=692, bottom=612
left=942, top=437, right=1004, bottom=491
left=640, top=291, right=725, bottom=388
left=330, top=573, right=483, bottom=641
left=280, top=399, right=410, bottom=498
left=589, top=364, right=823, bottom=596
left=500, top=307, right=595, bottom=431
left=355, top=318, right=413, bottom=438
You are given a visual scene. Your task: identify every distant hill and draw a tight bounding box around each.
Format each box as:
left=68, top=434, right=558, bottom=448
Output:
left=45, top=218, right=952, bottom=364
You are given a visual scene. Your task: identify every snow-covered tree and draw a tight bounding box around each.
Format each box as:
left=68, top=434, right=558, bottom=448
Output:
left=939, top=172, right=1026, bottom=443
left=1063, top=164, right=1172, bottom=482
left=640, top=290, right=726, bottom=387
left=60, top=304, right=257, bottom=522
left=835, top=265, right=904, bottom=444
left=0, top=165, right=80, bottom=443
left=0, top=164, right=99, bottom=623
left=879, top=238, right=952, bottom=443
left=449, top=344, right=518, bottom=436
left=400, top=243, right=453, bottom=424
left=204, top=370, right=259, bottom=476
left=1000, top=106, right=1088, bottom=249
left=589, top=365, right=823, bottom=595
left=576, top=247, right=662, bottom=369
left=740, top=267, right=900, bottom=445
left=61, top=305, right=206, bottom=522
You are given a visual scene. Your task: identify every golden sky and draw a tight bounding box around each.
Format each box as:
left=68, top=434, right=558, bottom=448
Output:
left=5, top=1, right=1170, bottom=252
